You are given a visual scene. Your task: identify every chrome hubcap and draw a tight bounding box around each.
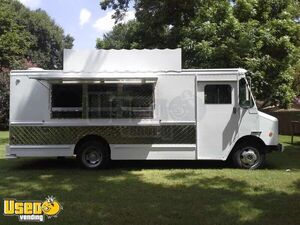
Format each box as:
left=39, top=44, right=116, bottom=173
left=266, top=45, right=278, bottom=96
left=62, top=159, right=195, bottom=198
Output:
left=83, top=148, right=102, bottom=167
left=240, top=148, right=259, bottom=166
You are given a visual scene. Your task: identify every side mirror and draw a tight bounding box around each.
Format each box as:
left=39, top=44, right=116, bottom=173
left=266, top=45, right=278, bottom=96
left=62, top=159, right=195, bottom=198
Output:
left=247, top=77, right=252, bottom=89
left=240, top=100, right=252, bottom=109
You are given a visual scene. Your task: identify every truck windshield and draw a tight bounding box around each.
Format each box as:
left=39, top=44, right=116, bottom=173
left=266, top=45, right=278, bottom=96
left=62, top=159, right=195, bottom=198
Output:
left=239, top=78, right=254, bottom=108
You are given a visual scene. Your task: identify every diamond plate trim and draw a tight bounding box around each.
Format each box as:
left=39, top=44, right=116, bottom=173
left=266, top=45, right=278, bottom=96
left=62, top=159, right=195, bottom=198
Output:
left=10, top=125, right=196, bottom=145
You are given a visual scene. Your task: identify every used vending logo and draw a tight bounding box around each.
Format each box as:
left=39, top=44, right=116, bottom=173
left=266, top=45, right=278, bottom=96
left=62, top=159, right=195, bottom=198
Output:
left=3, top=196, right=62, bottom=222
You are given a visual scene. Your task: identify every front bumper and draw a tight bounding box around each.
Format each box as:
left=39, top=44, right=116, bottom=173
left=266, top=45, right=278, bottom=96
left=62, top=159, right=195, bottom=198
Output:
left=266, top=143, right=284, bottom=153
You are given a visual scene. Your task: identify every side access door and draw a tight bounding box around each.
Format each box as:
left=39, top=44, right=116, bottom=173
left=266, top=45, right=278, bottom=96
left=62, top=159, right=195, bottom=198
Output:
left=196, top=81, right=239, bottom=160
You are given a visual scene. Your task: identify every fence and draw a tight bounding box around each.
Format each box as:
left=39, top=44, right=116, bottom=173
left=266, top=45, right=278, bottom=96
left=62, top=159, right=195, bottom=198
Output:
left=263, top=110, right=300, bottom=135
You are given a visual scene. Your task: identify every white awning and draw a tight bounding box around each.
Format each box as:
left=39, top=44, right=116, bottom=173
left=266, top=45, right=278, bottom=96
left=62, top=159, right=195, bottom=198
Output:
left=59, top=79, right=156, bottom=84
left=27, top=72, right=158, bottom=83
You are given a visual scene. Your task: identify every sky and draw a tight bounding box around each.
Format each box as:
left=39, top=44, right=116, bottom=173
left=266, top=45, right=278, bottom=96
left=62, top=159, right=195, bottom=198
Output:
left=18, top=0, right=135, bottom=49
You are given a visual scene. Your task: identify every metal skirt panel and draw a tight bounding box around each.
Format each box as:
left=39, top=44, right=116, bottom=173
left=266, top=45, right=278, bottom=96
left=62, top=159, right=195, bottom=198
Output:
left=10, top=125, right=196, bottom=145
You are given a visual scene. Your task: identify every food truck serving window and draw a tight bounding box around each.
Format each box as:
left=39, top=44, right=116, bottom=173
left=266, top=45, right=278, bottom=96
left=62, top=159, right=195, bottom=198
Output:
left=51, top=84, right=83, bottom=118
left=51, top=82, right=154, bottom=119
left=88, top=83, right=154, bottom=119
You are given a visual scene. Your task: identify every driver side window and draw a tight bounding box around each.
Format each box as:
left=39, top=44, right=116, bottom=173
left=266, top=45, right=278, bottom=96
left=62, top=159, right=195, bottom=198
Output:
left=239, top=78, right=254, bottom=108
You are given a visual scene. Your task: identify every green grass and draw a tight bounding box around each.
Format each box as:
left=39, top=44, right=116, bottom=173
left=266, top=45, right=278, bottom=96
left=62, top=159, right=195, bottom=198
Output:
left=0, top=131, right=299, bottom=225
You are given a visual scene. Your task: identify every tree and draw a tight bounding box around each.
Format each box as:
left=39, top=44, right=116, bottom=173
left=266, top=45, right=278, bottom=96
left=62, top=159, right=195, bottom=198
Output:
left=63, top=34, right=75, bottom=50
left=0, top=0, right=74, bottom=128
left=0, top=72, right=9, bottom=129
left=12, top=4, right=74, bottom=69
left=0, top=1, right=31, bottom=69
left=98, top=0, right=300, bottom=108
left=96, top=20, right=143, bottom=49
left=0, top=0, right=75, bottom=70
left=0, top=0, right=30, bottom=128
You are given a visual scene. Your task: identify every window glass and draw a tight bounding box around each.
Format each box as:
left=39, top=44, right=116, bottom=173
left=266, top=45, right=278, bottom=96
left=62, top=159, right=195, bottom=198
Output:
left=50, top=82, right=154, bottom=119
left=88, top=83, right=154, bottom=118
left=88, top=84, right=119, bottom=118
left=205, top=85, right=232, bottom=104
left=51, top=84, right=82, bottom=118
left=239, top=78, right=254, bottom=108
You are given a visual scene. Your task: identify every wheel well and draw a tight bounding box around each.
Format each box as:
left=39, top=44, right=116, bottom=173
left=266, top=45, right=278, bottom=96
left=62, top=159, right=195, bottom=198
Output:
left=229, top=135, right=266, bottom=158
left=74, top=135, right=110, bottom=155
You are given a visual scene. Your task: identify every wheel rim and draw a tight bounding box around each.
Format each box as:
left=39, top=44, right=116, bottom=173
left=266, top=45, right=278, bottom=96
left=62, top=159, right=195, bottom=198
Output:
left=240, top=147, right=260, bottom=168
left=82, top=147, right=102, bottom=168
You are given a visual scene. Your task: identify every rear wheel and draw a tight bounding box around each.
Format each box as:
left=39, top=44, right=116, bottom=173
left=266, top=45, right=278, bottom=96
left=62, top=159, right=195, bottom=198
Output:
left=76, top=140, right=110, bottom=169
left=232, top=145, right=265, bottom=169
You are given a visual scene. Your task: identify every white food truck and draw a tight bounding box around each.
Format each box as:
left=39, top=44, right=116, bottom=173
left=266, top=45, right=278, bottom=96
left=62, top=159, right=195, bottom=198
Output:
left=6, top=49, right=283, bottom=169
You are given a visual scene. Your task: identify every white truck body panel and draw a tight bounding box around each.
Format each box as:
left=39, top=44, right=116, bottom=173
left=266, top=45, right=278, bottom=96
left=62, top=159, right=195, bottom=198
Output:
left=63, top=49, right=182, bottom=72
left=6, top=49, right=280, bottom=160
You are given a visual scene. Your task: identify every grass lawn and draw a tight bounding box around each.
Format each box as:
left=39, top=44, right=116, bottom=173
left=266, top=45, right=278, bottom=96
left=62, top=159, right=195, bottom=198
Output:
left=0, top=131, right=299, bottom=225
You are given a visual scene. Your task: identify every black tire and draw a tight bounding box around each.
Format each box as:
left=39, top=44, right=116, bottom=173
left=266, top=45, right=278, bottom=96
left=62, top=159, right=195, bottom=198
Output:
left=232, top=144, right=265, bottom=169
left=76, top=140, right=110, bottom=169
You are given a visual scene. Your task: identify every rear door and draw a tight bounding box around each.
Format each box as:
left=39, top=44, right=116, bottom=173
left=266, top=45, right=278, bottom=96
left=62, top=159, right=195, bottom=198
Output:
left=196, top=81, right=239, bottom=159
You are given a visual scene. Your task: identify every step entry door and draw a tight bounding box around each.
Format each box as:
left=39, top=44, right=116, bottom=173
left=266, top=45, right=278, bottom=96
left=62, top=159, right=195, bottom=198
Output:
left=197, top=81, right=239, bottom=160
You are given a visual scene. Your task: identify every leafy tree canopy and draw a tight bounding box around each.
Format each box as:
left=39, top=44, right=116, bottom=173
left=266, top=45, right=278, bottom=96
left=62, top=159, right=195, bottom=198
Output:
left=98, top=0, right=300, bottom=108
left=0, top=0, right=74, bottom=70
left=0, top=1, right=31, bottom=69
left=0, top=0, right=74, bottom=128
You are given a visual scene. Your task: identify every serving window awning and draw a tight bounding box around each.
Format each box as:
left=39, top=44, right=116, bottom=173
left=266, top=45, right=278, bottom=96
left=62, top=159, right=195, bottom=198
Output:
left=57, top=79, right=157, bottom=84
left=28, top=72, right=158, bottom=83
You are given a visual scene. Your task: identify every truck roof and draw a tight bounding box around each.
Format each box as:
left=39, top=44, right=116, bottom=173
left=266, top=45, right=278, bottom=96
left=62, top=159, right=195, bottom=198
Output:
left=11, top=49, right=247, bottom=80
left=10, top=68, right=247, bottom=82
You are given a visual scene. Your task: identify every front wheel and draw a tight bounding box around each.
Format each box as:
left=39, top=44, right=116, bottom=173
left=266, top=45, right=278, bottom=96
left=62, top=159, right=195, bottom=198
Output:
left=76, top=140, right=110, bottom=169
left=232, top=145, right=265, bottom=169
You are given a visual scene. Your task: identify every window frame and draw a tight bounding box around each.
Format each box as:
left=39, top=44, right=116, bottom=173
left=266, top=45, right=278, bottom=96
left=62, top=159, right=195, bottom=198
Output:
left=87, top=83, right=155, bottom=119
left=50, top=83, right=83, bottom=119
left=239, top=78, right=255, bottom=109
left=49, top=81, right=156, bottom=119
left=204, top=84, right=232, bottom=105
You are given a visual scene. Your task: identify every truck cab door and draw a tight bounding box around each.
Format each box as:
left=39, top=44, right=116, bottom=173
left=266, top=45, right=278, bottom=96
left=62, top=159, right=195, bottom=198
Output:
left=196, top=81, right=239, bottom=160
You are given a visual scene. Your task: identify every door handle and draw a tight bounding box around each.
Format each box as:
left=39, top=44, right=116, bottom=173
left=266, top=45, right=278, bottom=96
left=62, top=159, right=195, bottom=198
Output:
left=233, top=107, right=237, bottom=114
